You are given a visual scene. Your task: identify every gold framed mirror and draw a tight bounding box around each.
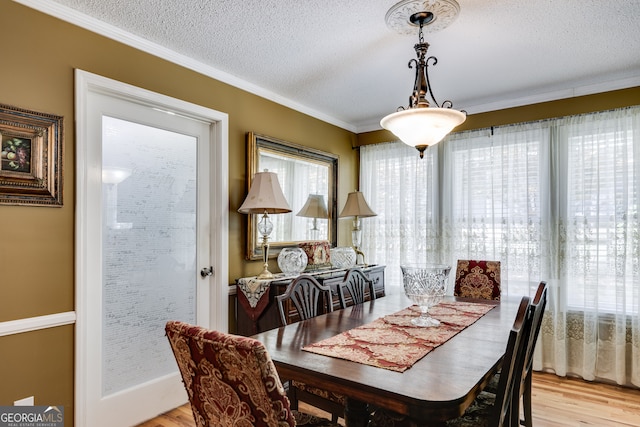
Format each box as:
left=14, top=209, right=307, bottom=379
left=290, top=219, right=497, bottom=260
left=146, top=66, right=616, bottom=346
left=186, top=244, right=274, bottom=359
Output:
left=245, top=132, right=338, bottom=260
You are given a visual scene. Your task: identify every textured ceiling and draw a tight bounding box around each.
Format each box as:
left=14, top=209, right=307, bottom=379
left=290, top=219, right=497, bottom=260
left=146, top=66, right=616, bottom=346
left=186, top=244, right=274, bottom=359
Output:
left=21, top=0, right=640, bottom=132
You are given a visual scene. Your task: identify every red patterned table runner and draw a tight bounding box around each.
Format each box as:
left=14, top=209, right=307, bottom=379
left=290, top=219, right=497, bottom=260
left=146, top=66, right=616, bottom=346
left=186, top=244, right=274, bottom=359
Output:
left=302, top=300, right=496, bottom=372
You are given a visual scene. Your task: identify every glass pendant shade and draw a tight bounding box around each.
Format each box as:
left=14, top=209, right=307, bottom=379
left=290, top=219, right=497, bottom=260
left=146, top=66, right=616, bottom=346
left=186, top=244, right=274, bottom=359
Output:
left=381, top=107, right=466, bottom=149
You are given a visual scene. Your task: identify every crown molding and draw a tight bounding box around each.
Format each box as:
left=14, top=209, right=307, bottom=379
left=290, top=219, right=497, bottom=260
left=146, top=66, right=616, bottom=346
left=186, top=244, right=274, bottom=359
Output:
left=14, top=0, right=356, bottom=133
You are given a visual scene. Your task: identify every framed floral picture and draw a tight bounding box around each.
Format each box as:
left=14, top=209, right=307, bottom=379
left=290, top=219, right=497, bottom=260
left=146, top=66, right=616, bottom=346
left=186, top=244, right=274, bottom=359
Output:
left=0, top=104, right=63, bottom=206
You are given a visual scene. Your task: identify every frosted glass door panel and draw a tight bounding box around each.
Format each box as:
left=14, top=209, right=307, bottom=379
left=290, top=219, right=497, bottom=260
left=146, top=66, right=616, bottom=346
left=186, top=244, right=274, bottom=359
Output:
left=101, top=116, right=197, bottom=396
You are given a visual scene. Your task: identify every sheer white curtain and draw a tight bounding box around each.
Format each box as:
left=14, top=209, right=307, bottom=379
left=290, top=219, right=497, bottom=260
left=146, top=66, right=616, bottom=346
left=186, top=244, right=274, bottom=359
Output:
left=360, top=141, right=441, bottom=288
left=442, top=124, right=552, bottom=298
left=360, top=106, right=640, bottom=386
left=546, top=109, right=640, bottom=386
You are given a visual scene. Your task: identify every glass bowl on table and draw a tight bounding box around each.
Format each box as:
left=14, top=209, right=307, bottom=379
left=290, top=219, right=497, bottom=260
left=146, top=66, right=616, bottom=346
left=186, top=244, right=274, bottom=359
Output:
left=401, top=264, right=451, bottom=327
left=277, top=247, right=308, bottom=276
left=330, top=246, right=357, bottom=269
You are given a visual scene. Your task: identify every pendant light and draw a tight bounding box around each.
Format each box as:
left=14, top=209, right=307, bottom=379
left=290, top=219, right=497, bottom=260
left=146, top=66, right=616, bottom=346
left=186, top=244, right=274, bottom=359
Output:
left=381, top=0, right=466, bottom=158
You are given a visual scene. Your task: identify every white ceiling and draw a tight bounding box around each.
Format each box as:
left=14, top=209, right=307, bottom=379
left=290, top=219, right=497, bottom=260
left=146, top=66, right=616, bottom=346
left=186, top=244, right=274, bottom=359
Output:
left=21, top=0, right=640, bottom=133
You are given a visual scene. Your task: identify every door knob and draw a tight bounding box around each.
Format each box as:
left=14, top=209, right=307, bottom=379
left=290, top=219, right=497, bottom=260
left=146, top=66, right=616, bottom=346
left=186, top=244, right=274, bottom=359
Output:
left=200, top=266, right=214, bottom=278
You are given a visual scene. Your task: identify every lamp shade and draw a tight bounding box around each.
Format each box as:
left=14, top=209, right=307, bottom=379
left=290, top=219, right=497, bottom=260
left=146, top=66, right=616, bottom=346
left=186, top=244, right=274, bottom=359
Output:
left=380, top=107, right=466, bottom=148
left=297, top=194, right=328, bottom=219
left=238, top=171, right=291, bottom=214
left=339, top=191, right=376, bottom=218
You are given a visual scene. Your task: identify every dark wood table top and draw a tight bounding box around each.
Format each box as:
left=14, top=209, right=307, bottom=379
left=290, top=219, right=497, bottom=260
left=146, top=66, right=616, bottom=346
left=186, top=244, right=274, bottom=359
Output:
left=253, top=292, right=521, bottom=423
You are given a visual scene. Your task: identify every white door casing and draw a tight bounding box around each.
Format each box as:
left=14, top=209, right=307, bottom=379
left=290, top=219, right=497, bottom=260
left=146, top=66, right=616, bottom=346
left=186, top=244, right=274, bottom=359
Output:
left=75, top=70, right=228, bottom=427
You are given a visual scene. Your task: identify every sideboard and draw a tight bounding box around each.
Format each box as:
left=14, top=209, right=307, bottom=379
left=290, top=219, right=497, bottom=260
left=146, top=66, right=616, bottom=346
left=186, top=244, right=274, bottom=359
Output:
left=235, top=264, right=386, bottom=336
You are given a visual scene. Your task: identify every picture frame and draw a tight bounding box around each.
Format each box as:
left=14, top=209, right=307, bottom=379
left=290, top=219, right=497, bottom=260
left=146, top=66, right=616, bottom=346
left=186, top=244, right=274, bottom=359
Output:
left=0, top=103, right=63, bottom=206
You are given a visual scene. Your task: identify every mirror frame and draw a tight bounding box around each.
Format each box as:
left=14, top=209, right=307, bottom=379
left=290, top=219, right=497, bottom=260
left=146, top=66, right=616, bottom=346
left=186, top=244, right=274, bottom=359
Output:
left=245, top=132, right=338, bottom=260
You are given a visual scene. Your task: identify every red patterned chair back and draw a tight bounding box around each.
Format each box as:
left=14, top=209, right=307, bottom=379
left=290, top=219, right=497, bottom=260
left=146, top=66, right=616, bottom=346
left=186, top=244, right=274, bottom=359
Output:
left=454, top=259, right=501, bottom=300
left=165, top=320, right=296, bottom=427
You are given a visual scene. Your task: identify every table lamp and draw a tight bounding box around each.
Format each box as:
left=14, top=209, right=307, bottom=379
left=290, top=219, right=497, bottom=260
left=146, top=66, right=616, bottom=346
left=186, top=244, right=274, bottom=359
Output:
left=296, top=194, right=328, bottom=233
left=238, top=170, right=291, bottom=279
left=339, top=190, right=376, bottom=265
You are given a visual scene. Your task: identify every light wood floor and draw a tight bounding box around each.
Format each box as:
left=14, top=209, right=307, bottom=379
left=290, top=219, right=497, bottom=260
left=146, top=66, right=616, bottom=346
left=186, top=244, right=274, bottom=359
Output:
left=136, top=372, right=640, bottom=427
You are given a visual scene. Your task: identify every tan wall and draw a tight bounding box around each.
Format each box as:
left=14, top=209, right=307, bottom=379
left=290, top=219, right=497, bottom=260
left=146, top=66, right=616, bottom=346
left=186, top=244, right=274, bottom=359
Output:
left=1, top=2, right=638, bottom=425
left=0, top=1, right=357, bottom=422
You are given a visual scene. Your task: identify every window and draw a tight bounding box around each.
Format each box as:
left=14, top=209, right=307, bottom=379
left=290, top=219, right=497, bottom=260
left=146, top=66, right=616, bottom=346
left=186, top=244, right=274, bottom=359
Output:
left=361, top=106, right=640, bottom=386
left=444, top=127, right=545, bottom=298
left=564, top=121, right=638, bottom=312
left=361, top=107, right=640, bottom=313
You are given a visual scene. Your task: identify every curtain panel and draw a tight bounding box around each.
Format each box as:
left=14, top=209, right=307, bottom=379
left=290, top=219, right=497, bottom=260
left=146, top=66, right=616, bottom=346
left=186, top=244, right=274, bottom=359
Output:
left=360, top=106, right=640, bottom=387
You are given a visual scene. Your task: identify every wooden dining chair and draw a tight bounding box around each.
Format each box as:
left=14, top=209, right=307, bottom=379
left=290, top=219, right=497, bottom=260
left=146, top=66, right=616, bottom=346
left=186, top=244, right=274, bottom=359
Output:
left=276, top=274, right=334, bottom=326
left=369, top=296, right=533, bottom=427
left=276, top=275, right=346, bottom=422
left=337, top=267, right=376, bottom=309
left=165, top=320, right=340, bottom=427
left=483, top=281, right=548, bottom=426
left=454, top=259, right=501, bottom=300
left=515, top=281, right=548, bottom=427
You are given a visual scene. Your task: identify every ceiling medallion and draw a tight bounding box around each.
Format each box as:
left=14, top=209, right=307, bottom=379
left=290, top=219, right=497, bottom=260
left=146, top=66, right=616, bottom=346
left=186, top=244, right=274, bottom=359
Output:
left=385, top=0, right=460, bottom=35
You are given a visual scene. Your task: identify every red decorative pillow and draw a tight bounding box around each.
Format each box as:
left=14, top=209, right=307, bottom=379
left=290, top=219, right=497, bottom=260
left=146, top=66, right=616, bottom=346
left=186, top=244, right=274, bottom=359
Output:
left=454, top=260, right=501, bottom=300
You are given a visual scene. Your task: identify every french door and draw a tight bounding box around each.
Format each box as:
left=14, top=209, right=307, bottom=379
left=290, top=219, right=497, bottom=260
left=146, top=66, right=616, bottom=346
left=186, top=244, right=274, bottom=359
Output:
left=75, top=70, right=228, bottom=427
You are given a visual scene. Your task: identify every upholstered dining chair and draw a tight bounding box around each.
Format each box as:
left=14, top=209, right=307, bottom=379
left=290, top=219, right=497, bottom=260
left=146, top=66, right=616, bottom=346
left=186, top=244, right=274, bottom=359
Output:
left=369, top=296, right=533, bottom=427
left=454, top=260, right=501, bottom=300
left=276, top=275, right=345, bottom=423
left=337, top=267, right=376, bottom=309
left=165, top=320, right=340, bottom=427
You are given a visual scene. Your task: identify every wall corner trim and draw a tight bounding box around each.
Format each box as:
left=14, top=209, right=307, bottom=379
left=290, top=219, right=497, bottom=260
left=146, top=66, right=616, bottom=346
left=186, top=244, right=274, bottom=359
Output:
left=0, top=312, right=76, bottom=337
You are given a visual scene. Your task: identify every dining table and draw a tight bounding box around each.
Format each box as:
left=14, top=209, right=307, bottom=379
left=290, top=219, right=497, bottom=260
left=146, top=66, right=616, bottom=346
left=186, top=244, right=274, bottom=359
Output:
left=252, top=291, right=522, bottom=427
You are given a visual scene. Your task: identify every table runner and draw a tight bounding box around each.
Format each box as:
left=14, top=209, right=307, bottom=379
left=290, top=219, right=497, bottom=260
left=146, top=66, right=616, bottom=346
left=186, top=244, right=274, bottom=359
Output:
left=302, top=300, right=496, bottom=372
